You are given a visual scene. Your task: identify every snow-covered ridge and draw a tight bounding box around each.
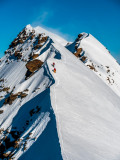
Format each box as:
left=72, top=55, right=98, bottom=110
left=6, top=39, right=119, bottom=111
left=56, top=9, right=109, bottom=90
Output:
left=0, top=25, right=63, bottom=160
left=0, top=24, right=120, bottom=160
left=66, top=33, right=120, bottom=97
left=34, top=25, right=68, bottom=46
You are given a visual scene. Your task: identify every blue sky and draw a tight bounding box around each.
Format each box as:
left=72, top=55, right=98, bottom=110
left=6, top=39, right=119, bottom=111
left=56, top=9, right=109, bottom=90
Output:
left=0, top=0, right=120, bottom=61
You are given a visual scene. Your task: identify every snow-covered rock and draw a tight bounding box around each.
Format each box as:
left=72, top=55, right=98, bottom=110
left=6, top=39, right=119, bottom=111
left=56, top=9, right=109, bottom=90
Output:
left=66, top=33, right=120, bottom=97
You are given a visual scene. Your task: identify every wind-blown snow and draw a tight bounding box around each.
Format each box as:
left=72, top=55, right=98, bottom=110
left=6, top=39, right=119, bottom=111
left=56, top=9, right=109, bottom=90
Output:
left=34, top=25, right=68, bottom=46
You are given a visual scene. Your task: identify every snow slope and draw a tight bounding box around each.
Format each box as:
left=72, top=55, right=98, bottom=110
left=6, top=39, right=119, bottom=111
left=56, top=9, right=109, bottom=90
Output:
left=49, top=43, right=120, bottom=160
left=0, top=25, right=63, bottom=160
left=34, top=25, right=67, bottom=46
left=0, top=25, right=120, bottom=160
left=66, top=33, right=120, bottom=97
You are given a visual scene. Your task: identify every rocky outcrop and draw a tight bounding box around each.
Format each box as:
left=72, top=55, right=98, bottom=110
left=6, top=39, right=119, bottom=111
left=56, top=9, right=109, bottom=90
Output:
left=74, top=48, right=82, bottom=57
left=31, top=54, right=39, bottom=59
left=14, top=51, right=22, bottom=59
left=4, top=92, right=28, bottom=105
left=26, top=59, right=43, bottom=73
left=33, top=34, right=48, bottom=50
left=25, top=59, right=43, bottom=79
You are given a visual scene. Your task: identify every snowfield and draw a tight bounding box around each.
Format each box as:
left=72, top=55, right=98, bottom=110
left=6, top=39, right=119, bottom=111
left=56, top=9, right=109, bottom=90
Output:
left=0, top=24, right=120, bottom=160
left=49, top=43, right=120, bottom=160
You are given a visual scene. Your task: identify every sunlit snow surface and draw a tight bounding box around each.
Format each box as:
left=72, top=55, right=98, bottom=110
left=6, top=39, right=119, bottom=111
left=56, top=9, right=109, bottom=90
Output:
left=0, top=25, right=120, bottom=160
left=67, top=33, right=120, bottom=97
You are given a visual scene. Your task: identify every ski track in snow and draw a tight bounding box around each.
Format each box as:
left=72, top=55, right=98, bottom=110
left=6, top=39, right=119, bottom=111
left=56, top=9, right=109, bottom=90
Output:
left=49, top=44, right=70, bottom=160
left=53, top=64, right=69, bottom=160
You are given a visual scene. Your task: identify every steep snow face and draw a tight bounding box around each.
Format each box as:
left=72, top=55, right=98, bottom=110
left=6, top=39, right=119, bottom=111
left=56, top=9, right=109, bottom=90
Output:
left=0, top=25, right=63, bottom=160
left=48, top=42, right=120, bottom=160
left=66, top=33, right=120, bottom=97
left=34, top=26, right=68, bottom=46
left=0, top=25, right=120, bottom=160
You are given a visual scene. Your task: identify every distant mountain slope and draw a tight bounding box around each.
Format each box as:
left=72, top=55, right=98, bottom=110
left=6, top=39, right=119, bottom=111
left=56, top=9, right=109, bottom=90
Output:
left=0, top=25, right=120, bottom=160
left=66, top=33, right=120, bottom=97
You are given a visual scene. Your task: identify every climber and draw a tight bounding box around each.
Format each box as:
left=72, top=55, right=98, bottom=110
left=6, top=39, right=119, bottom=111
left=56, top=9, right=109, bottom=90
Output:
left=53, top=62, right=55, bottom=67
left=53, top=68, right=56, bottom=73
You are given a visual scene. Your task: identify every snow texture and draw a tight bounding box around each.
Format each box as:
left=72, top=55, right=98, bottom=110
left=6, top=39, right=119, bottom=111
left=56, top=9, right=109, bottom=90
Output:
left=0, top=24, right=120, bottom=160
